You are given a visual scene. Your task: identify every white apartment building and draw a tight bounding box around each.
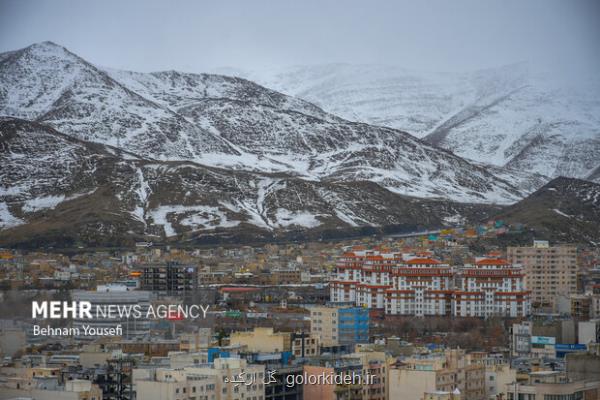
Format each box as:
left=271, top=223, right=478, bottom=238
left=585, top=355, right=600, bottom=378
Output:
left=455, top=257, right=530, bottom=318
left=134, top=358, right=265, bottom=400
left=72, top=285, right=152, bottom=341
left=330, top=250, right=530, bottom=318
left=386, top=257, right=453, bottom=316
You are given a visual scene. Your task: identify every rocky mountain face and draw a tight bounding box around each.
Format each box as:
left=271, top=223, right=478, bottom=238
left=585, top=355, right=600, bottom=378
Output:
left=2, top=42, right=597, bottom=247
left=0, top=118, right=501, bottom=247
left=0, top=42, right=235, bottom=159
left=495, top=177, right=600, bottom=245
left=235, top=63, right=600, bottom=184
left=0, top=42, right=523, bottom=205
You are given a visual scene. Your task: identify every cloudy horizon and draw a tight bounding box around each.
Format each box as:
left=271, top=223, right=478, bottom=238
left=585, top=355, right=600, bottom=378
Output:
left=1, top=0, right=599, bottom=77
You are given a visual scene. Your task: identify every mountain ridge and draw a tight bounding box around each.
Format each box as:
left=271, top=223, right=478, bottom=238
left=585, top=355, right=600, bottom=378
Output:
left=1, top=42, right=598, bottom=247
left=0, top=117, right=503, bottom=247
left=231, top=63, right=600, bottom=182
left=0, top=41, right=524, bottom=204
left=494, top=176, right=600, bottom=244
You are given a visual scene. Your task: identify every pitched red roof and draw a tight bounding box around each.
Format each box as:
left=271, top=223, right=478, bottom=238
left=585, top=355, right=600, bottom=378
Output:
left=475, top=258, right=510, bottom=266
left=405, top=258, right=442, bottom=265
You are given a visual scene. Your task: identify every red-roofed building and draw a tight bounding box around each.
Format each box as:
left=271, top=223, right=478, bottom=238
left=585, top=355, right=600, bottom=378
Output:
left=385, top=255, right=453, bottom=316
left=454, top=257, right=530, bottom=317
left=330, top=250, right=531, bottom=317
left=331, top=250, right=454, bottom=316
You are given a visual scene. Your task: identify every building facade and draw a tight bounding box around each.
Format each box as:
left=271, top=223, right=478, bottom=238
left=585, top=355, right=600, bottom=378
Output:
left=134, top=358, right=264, bottom=400
left=72, top=285, right=151, bottom=341
left=388, top=349, right=486, bottom=400
left=140, top=262, right=198, bottom=296
left=507, top=241, right=578, bottom=311
left=229, top=327, right=291, bottom=353
left=331, top=250, right=530, bottom=318
left=310, top=305, right=369, bottom=348
left=506, top=371, right=600, bottom=400
left=454, top=257, right=530, bottom=318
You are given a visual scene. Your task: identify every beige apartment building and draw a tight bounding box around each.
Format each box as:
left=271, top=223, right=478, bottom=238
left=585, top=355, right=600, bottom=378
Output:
left=0, top=379, right=103, bottom=400
left=423, top=391, right=462, bottom=400
left=134, top=358, right=265, bottom=400
left=483, top=363, right=516, bottom=400
left=506, top=371, right=600, bottom=400
left=291, top=333, right=320, bottom=358
left=388, top=350, right=486, bottom=400
left=311, top=306, right=339, bottom=347
left=229, top=327, right=291, bottom=353
left=179, top=329, right=214, bottom=352
left=507, top=241, right=578, bottom=310
left=136, top=369, right=217, bottom=400
left=343, top=351, right=388, bottom=400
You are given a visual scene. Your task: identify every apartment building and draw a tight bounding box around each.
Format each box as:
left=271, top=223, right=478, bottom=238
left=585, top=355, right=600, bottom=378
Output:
left=331, top=250, right=452, bottom=315
left=388, top=350, right=486, bottom=400
left=179, top=328, right=214, bottom=352
left=559, top=289, right=600, bottom=319
left=229, top=327, right=291, bottom=353
left=264, top=365, right=303, bottom=400
left=136, top=368, right=217, bottom=400
left=570, top=295, right=592, bottom=318
left=331, top=250, right=530, bottom=318
left=423, top=391, right=462, bottom=400
left=506, top=371, right=600, bottom=400
left=578, top=320, right=600, bottom=345
left=454, top=257, right=530, bottom=318
left=291, top=332, right=320, bottom=358
left=270, top=268, right=302, bottom=285
left=0, top=378, right=103, bottom=400
left=302, top=357, right=365, bottom=400
left=134, top=358, right=265, bottom=400
left=507, top=241, right=578, bottom=310
left=342, top=351, right=387, bottom=400
left=483, top=363, right=516, bottom=400
left=387, top=257, right=454, bottom=317
left=310, top=305, right=369, bottom=348
left=511, top=321, right=533, bottom=358
left=72, top=285, right=152, bottom=341
left=140, top=262, right=198, bottom=296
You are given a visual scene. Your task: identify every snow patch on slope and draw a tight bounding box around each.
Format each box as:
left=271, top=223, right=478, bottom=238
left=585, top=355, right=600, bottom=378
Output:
left=148, top=205, right=240, bottom=237
left=0, top=202, right=23, bottom=228
left=22, top=195, right=65, bottom=212
left=271, top=209, right=321, bottom=228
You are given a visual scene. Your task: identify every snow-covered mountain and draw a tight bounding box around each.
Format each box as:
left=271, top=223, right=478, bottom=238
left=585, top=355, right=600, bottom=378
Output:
left=0, top=42, right=235, bottom=158
left=231, top=63, right=600, bottom=181
left=0, top=41, right=523, bottom=204
left=0, top=118, right=501, bottom=246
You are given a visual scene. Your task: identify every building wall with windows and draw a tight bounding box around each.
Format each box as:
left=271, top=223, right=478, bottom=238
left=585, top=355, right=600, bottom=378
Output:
left=72, top=286, right=151, bottom=341
left=506, top=371, right=600, bottom=400
left=229, top=327, right=291, bottom=353
left=454, top=257, right=530, bottom=318
left=331, top=250, right=530, bottom=318
left=507, top=242, right=578, bottom=311
left=135, top=358, right=265, bottom=400
left=310, top=305, right=369, bottom=348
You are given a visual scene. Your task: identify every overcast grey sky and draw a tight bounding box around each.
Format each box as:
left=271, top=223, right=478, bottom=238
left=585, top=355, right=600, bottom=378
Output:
left=0, top=0, right=598, bottom=74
